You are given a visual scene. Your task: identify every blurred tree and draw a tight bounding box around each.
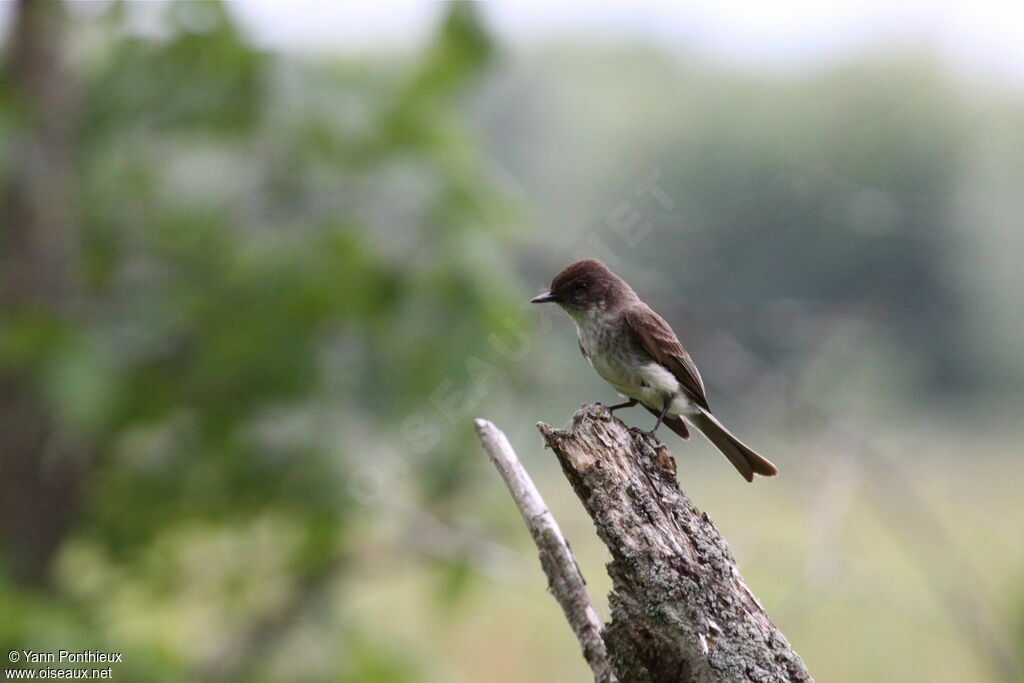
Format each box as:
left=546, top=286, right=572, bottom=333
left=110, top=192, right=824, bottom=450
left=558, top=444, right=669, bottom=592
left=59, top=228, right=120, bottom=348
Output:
left=1, top=1, right=524, bottom=679
left=1, top=0, right=80, bottom=589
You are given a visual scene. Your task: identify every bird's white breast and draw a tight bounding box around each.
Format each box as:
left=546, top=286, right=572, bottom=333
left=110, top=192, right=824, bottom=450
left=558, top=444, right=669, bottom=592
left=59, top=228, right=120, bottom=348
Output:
left=575, top=316, right=683, bottom=411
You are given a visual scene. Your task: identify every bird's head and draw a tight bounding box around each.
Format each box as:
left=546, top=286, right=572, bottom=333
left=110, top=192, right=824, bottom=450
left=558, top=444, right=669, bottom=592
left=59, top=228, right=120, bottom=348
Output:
left=530, top=259, right=631, bottom=318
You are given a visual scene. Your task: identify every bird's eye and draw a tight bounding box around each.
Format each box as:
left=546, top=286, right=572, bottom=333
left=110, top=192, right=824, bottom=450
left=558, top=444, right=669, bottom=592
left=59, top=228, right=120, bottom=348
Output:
left=576, top=282, right=588, bottom=291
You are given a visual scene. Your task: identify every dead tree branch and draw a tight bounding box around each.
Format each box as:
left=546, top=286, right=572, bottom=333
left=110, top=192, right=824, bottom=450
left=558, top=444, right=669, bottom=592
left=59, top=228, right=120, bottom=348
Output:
left=474, top=418, right=617, bottom=683
left=536, top=404, right=811, bottom=682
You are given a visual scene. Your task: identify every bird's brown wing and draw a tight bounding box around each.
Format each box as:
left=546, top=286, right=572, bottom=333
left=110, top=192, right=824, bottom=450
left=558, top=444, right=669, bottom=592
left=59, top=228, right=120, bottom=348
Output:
left=624, top=304, right=710, bottom=411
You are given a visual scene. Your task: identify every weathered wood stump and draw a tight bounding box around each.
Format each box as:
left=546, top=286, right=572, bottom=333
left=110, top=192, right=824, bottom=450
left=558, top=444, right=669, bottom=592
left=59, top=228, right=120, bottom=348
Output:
left=537, top=404, right=811, bottom=683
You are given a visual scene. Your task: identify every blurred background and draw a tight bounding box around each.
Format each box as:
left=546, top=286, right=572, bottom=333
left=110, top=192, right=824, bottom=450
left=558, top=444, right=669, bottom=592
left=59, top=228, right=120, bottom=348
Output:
left=1, top=1, right=1022, bottom=681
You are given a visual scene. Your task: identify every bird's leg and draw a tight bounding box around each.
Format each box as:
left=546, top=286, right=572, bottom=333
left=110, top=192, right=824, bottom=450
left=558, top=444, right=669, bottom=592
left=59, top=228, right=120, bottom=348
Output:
left=605, top=398, right=638, bottom=414
left=645, top=402, right=671, bottom=437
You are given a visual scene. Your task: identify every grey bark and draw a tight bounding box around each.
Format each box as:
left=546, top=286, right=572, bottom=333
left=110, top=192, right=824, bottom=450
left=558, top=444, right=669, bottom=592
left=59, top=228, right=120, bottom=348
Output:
left=535, top=404, right=812, bottom=683
left=474, top=418, right=617, bottom=683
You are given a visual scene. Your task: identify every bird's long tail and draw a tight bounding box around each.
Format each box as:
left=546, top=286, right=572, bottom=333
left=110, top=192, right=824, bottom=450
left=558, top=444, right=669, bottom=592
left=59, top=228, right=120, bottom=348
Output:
left=688, top=409, right=778, bottom=482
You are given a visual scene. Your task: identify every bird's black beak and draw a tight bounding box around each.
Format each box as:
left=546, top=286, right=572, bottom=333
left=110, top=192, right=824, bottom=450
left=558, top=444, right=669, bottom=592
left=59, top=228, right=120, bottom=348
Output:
left=530, top=291, right=559, bottom=304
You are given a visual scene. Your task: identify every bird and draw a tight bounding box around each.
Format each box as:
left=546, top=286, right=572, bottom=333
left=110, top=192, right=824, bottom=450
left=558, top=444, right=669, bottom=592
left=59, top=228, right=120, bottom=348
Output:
left=530, top=258, right=778, bottom=481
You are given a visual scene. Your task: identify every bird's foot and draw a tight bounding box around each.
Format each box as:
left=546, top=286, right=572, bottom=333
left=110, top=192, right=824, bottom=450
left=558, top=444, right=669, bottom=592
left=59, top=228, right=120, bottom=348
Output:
left=606, top=398, right=638, bottom=414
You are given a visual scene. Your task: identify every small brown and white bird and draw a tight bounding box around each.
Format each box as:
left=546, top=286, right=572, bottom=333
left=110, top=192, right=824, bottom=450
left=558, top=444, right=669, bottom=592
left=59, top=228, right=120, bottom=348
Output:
left=531, top=258, right=778, bottom=481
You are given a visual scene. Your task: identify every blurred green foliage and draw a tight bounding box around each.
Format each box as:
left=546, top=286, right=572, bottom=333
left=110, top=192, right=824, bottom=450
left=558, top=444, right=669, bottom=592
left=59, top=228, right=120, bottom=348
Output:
left=2, top=2, right=524, bottom=680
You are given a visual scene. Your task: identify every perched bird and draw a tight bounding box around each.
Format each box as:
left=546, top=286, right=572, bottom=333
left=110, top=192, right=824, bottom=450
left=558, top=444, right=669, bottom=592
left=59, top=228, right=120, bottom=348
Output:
left=531, top=258, right=778, bottom=481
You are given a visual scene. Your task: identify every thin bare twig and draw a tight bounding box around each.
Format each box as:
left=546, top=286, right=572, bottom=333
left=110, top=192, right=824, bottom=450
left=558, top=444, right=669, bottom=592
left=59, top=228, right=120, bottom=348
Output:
left=473, top=418, right=616, bottom=683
